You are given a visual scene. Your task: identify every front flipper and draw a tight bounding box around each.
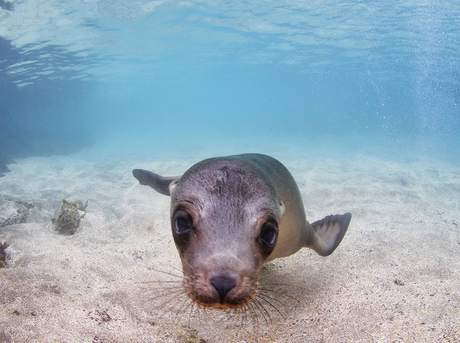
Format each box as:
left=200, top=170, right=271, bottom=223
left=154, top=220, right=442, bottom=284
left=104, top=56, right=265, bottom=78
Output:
left=132, top=169, right=180, bottom=196
left=308, top=213, right=351, bottom=256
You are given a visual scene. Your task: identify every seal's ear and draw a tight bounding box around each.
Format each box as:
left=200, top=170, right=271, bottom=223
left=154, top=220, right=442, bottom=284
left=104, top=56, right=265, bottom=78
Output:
left=168, top=179, right=179, bottom=195
left=132, top=169, right=181, bottom=196
left=307, top=213, right=351, bottom=256
left=279, top=200, right=286, bottom=216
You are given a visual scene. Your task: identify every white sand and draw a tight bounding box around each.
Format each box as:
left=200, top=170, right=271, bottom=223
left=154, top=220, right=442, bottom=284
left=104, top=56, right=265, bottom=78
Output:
left=0, top=150, right=459, bottom=342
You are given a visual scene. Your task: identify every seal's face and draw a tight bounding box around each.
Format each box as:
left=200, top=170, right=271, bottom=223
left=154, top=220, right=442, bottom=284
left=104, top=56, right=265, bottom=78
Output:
left=169, top=160, right=283, bottom=310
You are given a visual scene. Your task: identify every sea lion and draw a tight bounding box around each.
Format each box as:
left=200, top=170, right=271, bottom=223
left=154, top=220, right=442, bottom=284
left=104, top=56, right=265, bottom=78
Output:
left=133, top=153, right=351, bottom=310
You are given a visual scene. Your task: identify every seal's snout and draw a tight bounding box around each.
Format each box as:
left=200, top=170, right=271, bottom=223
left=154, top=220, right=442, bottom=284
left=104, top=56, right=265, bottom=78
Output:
left=211, top=276, right=236, bottom=303
left=183, top=268, right=256, bottom=309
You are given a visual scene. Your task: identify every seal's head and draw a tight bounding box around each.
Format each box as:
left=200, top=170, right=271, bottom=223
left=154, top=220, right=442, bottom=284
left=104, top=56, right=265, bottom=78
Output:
left=168, top=158, right=285, bottom=310
left=133, top=154, right=351, bottom=311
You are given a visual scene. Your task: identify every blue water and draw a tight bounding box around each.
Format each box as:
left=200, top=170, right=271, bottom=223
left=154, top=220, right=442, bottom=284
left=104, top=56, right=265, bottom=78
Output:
left=1, top=0, right=459, bottom=163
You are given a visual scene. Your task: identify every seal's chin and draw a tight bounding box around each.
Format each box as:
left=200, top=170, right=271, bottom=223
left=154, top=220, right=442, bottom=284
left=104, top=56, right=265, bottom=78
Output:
left=184, top=273, right=258, bottom=310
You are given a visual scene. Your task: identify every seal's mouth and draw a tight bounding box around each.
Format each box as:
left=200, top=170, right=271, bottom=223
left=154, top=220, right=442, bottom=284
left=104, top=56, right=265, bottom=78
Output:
left=184, top=272, right=258, bottom=310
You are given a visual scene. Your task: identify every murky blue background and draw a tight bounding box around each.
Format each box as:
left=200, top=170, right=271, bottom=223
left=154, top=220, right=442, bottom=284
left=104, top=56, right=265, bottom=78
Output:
left=1, top=0, right=459, bottom=163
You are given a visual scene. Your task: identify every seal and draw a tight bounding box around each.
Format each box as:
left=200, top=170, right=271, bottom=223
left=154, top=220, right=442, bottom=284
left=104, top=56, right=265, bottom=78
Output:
left=133, top=153, right=351, bottom=310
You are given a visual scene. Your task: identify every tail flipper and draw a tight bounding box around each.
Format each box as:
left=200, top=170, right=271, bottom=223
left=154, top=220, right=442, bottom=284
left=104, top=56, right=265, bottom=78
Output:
left=133, top=169, right=180, bottom=196
left=308, top=213, right=351, bottom=256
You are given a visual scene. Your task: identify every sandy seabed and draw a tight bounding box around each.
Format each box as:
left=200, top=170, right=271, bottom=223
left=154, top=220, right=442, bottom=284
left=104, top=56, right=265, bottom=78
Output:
left=0, top=148, right=459, bottom=342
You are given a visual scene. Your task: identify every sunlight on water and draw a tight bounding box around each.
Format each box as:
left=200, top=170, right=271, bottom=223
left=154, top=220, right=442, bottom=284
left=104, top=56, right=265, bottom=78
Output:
left=0, top=0, right=459, bottom=161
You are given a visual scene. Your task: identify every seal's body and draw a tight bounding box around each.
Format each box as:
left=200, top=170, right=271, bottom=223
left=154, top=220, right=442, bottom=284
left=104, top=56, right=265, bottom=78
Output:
left=133, top=154, right=351, bottom=310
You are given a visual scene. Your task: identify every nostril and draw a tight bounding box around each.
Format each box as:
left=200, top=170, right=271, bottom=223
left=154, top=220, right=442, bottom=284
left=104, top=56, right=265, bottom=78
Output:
left=210, top=277, right=236, bottom=303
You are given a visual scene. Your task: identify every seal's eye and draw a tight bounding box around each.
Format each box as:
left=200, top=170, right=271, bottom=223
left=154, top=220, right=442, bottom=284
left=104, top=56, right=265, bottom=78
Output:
left=174, top=215, right=193, bottom=234
left=259, top=223, right=278, bottom=248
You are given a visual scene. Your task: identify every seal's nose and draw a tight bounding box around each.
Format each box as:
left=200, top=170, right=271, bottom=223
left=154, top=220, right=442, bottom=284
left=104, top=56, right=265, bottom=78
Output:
left=210, top=276, right=236, bottom=302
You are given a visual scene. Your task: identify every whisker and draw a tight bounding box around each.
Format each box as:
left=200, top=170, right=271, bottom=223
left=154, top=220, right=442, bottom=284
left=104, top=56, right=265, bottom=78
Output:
left=258, top=282, right=291, bottom=287
left=158, top=297, right=190, bottom=314
left=144, top=290, right=183, bottom=302
left=133, top=260, right=302, bottom=329
left=239, top=308, right=246, bottom=327
left=258, top=286, right=298, bottom=302
left=144, top=266, right=185, bottom=280
left=167, top=263, right=185, bottom=274
left=248, top=303, right=260, bottom=328
left=167, top=294, right=194, bottom=322
left=141, top=288, right=183, bottom=298
left=199, top=305, right=210, bottom=321
left=261, top=282, right=307, bottom=292
left=186, top=301, right=197, bottom=326
left=144, top=288, right=184, bottom=298
left=146, top=287, right=185, bottom=304
left=257, top=293, right=286, bottom=318
left=140, top=284, right=183, bottom=292
left=242, top=306, right=254, bottom=328
left=178, top=257, right=198, bottom=276
left=257, top=290, right=289, bottom=308
left=152, top=285, right=183, bottom=290
left=252, top=299, right=271, bottom=325
left=135, top=280, right=183, bottom=284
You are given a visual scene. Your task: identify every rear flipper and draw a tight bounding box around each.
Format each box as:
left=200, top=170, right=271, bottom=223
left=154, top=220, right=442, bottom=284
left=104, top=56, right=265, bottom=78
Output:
left=308, top=213, right=351, bottom=256
left=133, top=169, right=180, bottom=196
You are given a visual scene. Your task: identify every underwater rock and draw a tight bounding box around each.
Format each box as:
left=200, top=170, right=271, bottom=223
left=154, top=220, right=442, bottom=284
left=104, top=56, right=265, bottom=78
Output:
left=0, top=242, right=8, bottom=268
left=0, top=196, right=34, bottom=227
left=52, top=200, right=87, bottom=235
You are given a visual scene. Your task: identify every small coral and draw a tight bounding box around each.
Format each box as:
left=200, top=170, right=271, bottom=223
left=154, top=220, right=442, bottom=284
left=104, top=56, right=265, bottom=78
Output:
left=52, top=200, right=87, bottom=235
